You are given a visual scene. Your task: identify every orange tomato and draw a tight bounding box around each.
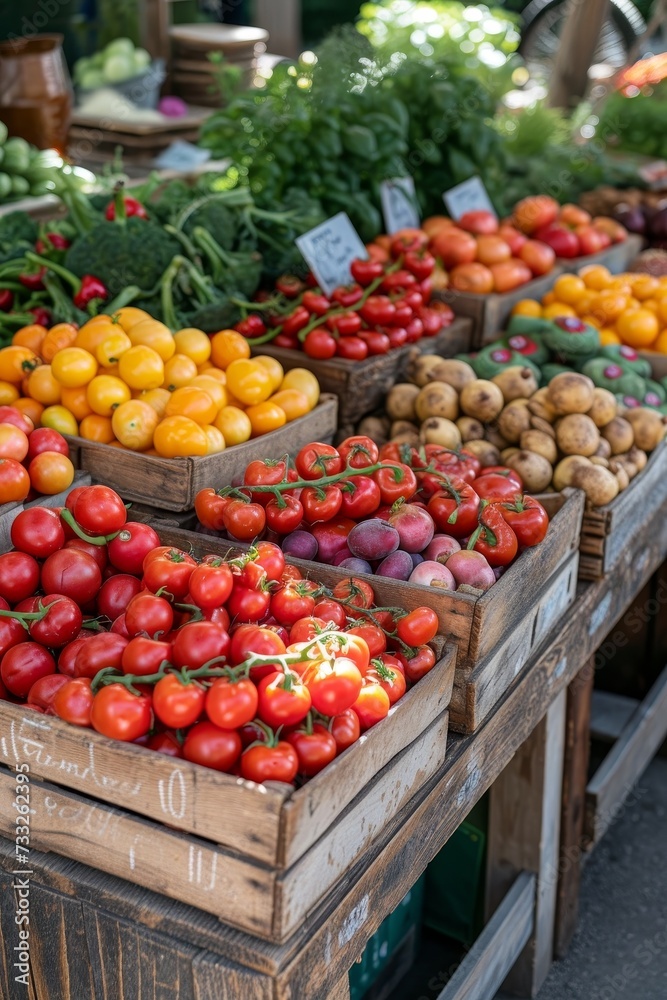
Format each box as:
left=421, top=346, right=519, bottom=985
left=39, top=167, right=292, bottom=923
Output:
left=0, top=424, right=29, bottom=461
left=279, top=368, right=319, bottom=409
left=0, top=346, right=39, bottom=383
left=51, top=348, right=98, bottom=388
left=86, top=375, right=131, bottom=417
left=96, top=331, right=132, bottom=368
left=599, top=327, right=621, bottom=346
left=616, top=308, right=660, bottom=348
left=591, top=291, right=629, bottom=325
left=0, top=382, right=20, bottom=405
left=552, top=274, right=587, bottom=305
left=225, top=359, right=273, bottom=406
left=268, top=388, right=309, bottom=421
left=652, top=329, right=667, bottom=353
left=153, top=416, right=208, bottom=458
left=27, top=365, right=61, bottom=406
left=657, top=298, right=667, bottom=326
left=118, top=345, right=165, bottom=390
left=139, top=387, right=171, bottom=418
left=28, top=452, right=75, bottom=495
left=189, top=374, right=227, bottom=410
left=0, top=458, right=30, bottom=503
left=198, top=366, right=226, bottom=385
left=210, top=330, right=250, bottom=370
left=128, top=319, right=176, bottom=362
left=74, top=317, right=118, bottom=355
left=40, top=405, right=78, bottom=436
left=253, top=355, right=284, bottom=391
left=79, top=415, right=116, bottom=444
left=579, top=264, right=612, bottom=291
left=14, top=397, right=43, bottom=426
left=490, top=260, right=532, bottom=294
left=542, top=302, right=577, bottom=319
left=511, top=299, right=542, bottom=318
left=246, top=401, right=286, bottom=436
left=111, top=306, right=150, bottom=331
left=41, top=323, right=78, bottom=363
left=628, top=274, right=660, bottom=301
left=475, top=235, right=511, bottom=266
left=165, top=386, right=218, bottom=425
left=111, top=400, right=159, bottom=451
left=214, top=406, right=251, bottom=446
left=162, top=354, right=198, bottom=390
left=12, top=324, right=47, bottom=354
left=203, top=425, right=226, bottom=454
left=173, top=328, right=211, bottom=366
left=449, top=262, right=494, bottom=294
left=60, top=386, right=93, bottom=422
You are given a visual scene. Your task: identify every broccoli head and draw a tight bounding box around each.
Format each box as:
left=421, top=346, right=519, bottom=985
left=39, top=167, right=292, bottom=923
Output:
left=0, top=211, right=38, bottom=261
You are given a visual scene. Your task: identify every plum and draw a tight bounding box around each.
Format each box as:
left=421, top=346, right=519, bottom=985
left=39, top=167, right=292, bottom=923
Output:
left=331, top=545, right=353, bottom=566
left=377, top=550, right=414, bottom=581
left=447, top=550, right=496, bottom=591
left=311, top=520, right=353, bottom=563
left=338, top=557, right=373, bottom=575
left=408, top=561, right=456, bottom=590
left=423, top=534, right=461, bottom=562
left=282, top=530, right=318, bottom=561
left=348, top=519, right=400, bottom=561
left=389, top=503, right=435, bottom=553
left=411, top=552, right=424, bottom=567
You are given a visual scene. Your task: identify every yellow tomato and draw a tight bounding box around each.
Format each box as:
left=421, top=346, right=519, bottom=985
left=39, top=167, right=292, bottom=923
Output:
left=629, top=274, right=660, bottom=301
left=96, top=331, right=132, bottom=368
left=246, top=401, right=286, bottom=436
left=0, top=346, right=40, bottom=384
left=599, top=327, right=621, bottom=346
left=591, top=291, right=629, bottom=325
left=139, top=387, right=171, bottom=418
left=79, top=414, right=115, bottom=444
left=12, top=324, right=47, bottom=354
left=653, top=329, right=667, bottom=353
left=51, top=347, right=98, bottom=388
left=153, top=416, right=208, bottom=458
left=173, top=328, right=211, bottom=366
left=74, top=317, right=117, bottom=355
left=41, top=405, right=78, bottom=436
left=189, top=374, right=227, bottom=410
left=111, top=306, right=150, bottom=331
left=580, top=314, right=602, bottom=330
left=41, top=323, right=78, bottom=363
left=552, top=274, right=587, bottom=305
left=657, top=299, right=667, bottom=326
left=579, top=264, right=612, bottom=291
left=165, top=386, right=218, bottom=425
left=616, top=308, right=660, bottom=348
left=210, top=329, right=250, bottom=369
left=14, top=397, right=43, bottom=426
left=128, top=319, right=176, bottom=362
left=162, top=354, right=198, bottom=390
left=203, top=425, right=226, bottom=454
left=253, top=355, right=284, bottom=391
left=118, top=345, right=165, bottom=391
left=542, top=291, right=556, bottom=306
left=111, top=400, right=159, bottom=450
left=86, top=375, right=131, bottom=417
left=199, top=366, right=226, bottom=384
left=61, top=386, right=94, bottom=422
left=27, top=365, right=61, bottom=405
left=511, top=299, right=542, bottom=318
left=214, top=405, right=252, bottom=446
left=268, top=388, right=309, bottom=421
left=0, top=382, right=19, bottom=405
left=279, top=368, right=319, bottom=409
left=225, top=359, right=272, bottom=406
left=542, top=302, right=576, bottom=320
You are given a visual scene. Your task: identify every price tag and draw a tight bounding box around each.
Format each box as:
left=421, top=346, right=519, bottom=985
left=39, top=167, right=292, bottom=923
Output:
left=296, top=212, right=368, bottom=295
left=380, top=176, right=420, bottom=234
left=154, top=141, right=211, bottom=171
left=443, top=176, right=496, bottom=220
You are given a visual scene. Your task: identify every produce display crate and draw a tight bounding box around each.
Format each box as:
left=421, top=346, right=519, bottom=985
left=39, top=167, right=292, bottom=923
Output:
left=575, top=439, right=667, bottom=581
left=0, top=471, right=91, bottom=551
left=639, top=350, right=667, bottom=380
left=64, top=395, right=337, bottom=512
left=0, top=641, right=455, bottom=943
left=434, top=271, right=561, bottom=348
left=152, top=489, right=584, bottom=734
left=250, top=319, right=474, bottom=427
left=556, top=233, right=644, bottom=276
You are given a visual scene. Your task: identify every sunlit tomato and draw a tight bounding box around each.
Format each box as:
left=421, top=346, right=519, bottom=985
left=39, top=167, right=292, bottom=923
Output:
left=337, top=435, right=379, bottom=469
left=116, top=345, right=164, bottom=391
left=138, top=387, right=171, bottom=419
left=91, top=684, right=152, bottom=742
left=153, top=416, right=208, bottom=458
left=96, top=330, right=132, bottom=368
left=153, top=674, right=206, bottom=729
left=0, top=550, right=40, bottom=603
left=52, top=677, right=94, bottom=727
left=26, top=427, right=68, bottom=461
left=0, top=457, right=30, bottom=503
left=226, top=584, right=270, bottom=623
left=73, top=632, right=128, bottom=678
left=0, top=346, right=39, bottom=384
left=172, top=621, right=230, bottom=670
left=295, top=442, right=342, bottom=480
left=224, top=359, right=273, bottom=407
left=173, top=328, right=211, bottom=366
left=126, top=318, right=176, bottom=362
left=353, top=680, right=391, bottom=730
left=230, top=623, right=285, bottom=669
left=313, top=599, right=347, bottom=629
left=161, top=354, right=198, bottom=391
left=208, top=329, right=249, bottom=371
left=254, top=541, right=286, bottom=582
left=165, top=386, right=217, bottom=426
left=303, top=656, right=363, bottom=715
left=257, top=670, right=311, bottom=727
left=51, top=347, right=98, bottom=388
left=28, top=452, right=74, bottom=495
left=286, top=723, right=337, bottom=776
left=270, top=582, right=318, bottom=627
left=41, top=548, right=102, bottom=605
left=365, top=655, right=407, bottom=704
left=143, top=549, right=196, bottom=601
left=109, top=400, right=158, bottom=451
left=252, top=355, right=283, bottom=392
left=205, top=677, right=258, bottom=729
left=183, top=720, right=241, bottom=772
left=85, top=374, right=130, bottom=417
left=73, top=485, right=127, bottom=535
left=97, top=574, right=143, bottom=621
left=1, top=642, right=56, bottom=697
left=11, top=506, right=64, bottom=558
left=106, top=522, right=159, bottom=575
left=246, top=401, right=287, bottom=436
left=397, top=608, right=438, bottom=646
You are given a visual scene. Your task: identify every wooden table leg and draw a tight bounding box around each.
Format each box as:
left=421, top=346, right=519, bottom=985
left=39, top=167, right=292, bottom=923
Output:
left=485, top=689, right=567, bottom=997
left=554, top=657, right=594, bottom=958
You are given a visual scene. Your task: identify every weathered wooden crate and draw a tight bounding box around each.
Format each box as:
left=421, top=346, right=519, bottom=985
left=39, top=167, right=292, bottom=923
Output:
left=250, top=319, right=473, bottom=426
left=556, top=233, right=644, bottom=276
left=434, top=271, right=560, bottom=348
left=639, top=350, right=667, bottom=381
left=153, top=490, right=583, bottom=734
left=0, top=645, right=455, bottom=942
left=576, top=440, right=667, bottom=581
left=64, top=395, right=337, bottom=512
left=0, top=471, right=91, bottom=551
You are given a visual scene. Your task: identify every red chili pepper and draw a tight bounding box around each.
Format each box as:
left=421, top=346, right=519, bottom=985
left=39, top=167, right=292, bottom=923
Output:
left=0, top=290, right=13, bottom=312
left=30, top=307, right=51, bottom=327
left=105, top=195, right=148, bottom=221
left=468, top=503, right=518, bottom=567
left=350, top=259, right=384, bottom=286
left=302, top=290, right=331, bottom=316
left=331, top=283, right=364, bottom=308
left=275, top=275, right=306, bottom=298
left=19, top=268, right=46, bottom=291
left=236, top=315, right=266, bottom=338
left=496, top=495, right=549, bottom=547
left=73, top=274, right=108, bottom=309
left=36, top=232, right=71, bottom=253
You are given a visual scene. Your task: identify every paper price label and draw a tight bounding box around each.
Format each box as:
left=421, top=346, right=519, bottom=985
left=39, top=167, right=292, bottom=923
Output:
left=443, top=176, right=496, bottom=220
left=380, top=176, right=420, bottom=234
left=296, top=212, right=367, bottom=295
left=154, top=141, right=211, bottom=171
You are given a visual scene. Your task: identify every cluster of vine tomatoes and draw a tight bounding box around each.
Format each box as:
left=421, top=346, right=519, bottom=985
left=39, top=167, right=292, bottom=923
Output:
left=0, top=483, right=439, bottom=785
left=0, top=404, right=74, bottom=504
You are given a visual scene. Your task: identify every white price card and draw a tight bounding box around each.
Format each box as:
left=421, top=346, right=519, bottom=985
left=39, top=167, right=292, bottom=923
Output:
left=380, top=176, right=420, bottom=234
left=154, top=141, right=211, bottom=171
left=296, top=212, right=368, bottom=295
left=443, top=176, right=496, bottom=221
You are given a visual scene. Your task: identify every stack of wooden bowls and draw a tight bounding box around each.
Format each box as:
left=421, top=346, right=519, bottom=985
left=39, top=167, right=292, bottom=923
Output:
left=169, top=24, right=269, bottom=107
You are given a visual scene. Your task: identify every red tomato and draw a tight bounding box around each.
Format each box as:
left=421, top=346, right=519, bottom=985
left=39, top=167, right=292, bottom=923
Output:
left=265, top=494, right=303, bottom=534
left=183, top=721, right=241, bottom=772
left=91, top=684, right=152, bottom=742
left=0, top=616, right=26, bottom=660
left=336, top=336, right=368, bottom=361
left=313, top=599, right=347, bottom=629
left=52, top=676, right=94, bottom=727
left=253, top=542, right=285, bottom=582
left=257, top=670, right=311, bottom=727
left=57, top=637, right=91, bottom=677
left=353, top=681, right=391, bottom=730
left=223, top=499, right=266, bottom=542
left=332, top=578, right=375, bottom=609
left=10, top=506, right=64, bottom=558
left=346, top=624, right=386, bottom=658
left=72, top=485, right=127, bottom=536
left=147, top=731, right=183, bottom=757
left=206, top=677, right=258, bottom=729
left=397, top=646, right=436, bottom=683
left=365, top=656, right=407, bottom=704
left=108, top=522, right=161, bottom=575
left=337, top=435, right=379, bottom=469
left=226, top=584, right=270, bottom=624
left=121, top=636, right=172, bottom=677
left=241, top=742, right=298, bottom=783
left=41, top=548, right=102, bottom=605
left=28, top=595, right=82, bottom=648
left=125, top=593, right=174, bottom=638
left=27, top=672, right=69, bottom=711
left=270, top=582, right=317, bottom=627
left=194, top=488, right=230, bottom=532
left=339, top=475, right=381, bottom=518
left=230, top=624, right=286, bottom=680
left=396, top=608, right=438, bottom=646
left=289, top=616, right=327, bottom=643
left=96, top=574, right=143, bottom=621
left=64, top=537, right=108, bottom=572
left=303, top=329, right=337, bottom=359
left=1, top=642, right=56, bottom=698
left=303, top=656, right=363, bottom=715
left=427, top=479, right=481, bottom=538
left=243, top=459, right=289, bottom=499
left=372, top=462, right=418, bottom=505
left=188, top=561, right=234, bottom=609
left=287, top=723, right=337, bottom=775
left=74, top=632, right=128, bottom=679
left=295, top=443, right=343, bottom=480
left=172, top=621, right=230, bottom=670
left=153, top=674, right=206, bottom=729
left=143, top=549, right=196, bottom=601
left=0, top=551, right=40, bottom=604
left=26, top=427, right=69, bottom=461
left=473, top=473, right=523, bottom=502
left=329, top=708, right=361, bottom=752
left=0, top=407, right=33, bottom=435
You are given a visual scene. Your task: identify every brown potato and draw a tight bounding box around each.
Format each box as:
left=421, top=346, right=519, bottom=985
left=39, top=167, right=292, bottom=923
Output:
left=415, top=381, right=459, bottom=422
left=593, top=437, right=612, bottom=459
left=462, top=439, right=500, bottom=466
left=553, top=455, right=592, bottom=491
left=627, top=444, right=647, bottom=471
left=460, top=379, right=504, bottom=421
left=501, top=446, right=520, bottom=463
left=587, top=387, right=617, bottom=428
left=506, top=450, right=553, bottom=492
left=555, top=413, right=600, bottom=456
left=530, top=415, right=556, bottom=439
left=390, top=420, right=420, bottom=438
left=624, top=408, right=666, bottom=451
left=357, top=416, right=390, bottom=445
left=428, top=358, right=476, bottom=393
left=547, top=372, right=595, bottom=415
left=456, top=416, right=485, bottom=441
left=572, top=464, right=619, bottom=506
left=484, top=423, right=510, bottom=450
left=528, top=386, right=558, bottom=422
left=386, top=383, right=420, bottom=422
left=419, top=417, right=462, bottom=449
left=601, top=416, right=634, bottom=455
left=520, top=429, right=558, bottom=464
left=406, top=354, right=443, bottom=387
left=497, top=399, right=531, bottom=443
left=492, top=365, right=539, bottom=402
left=609, top=460, right=629, bottom=491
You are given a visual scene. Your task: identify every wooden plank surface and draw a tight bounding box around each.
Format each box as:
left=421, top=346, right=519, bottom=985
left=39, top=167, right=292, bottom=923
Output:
left=23, top=883, right=99, bottom=1000
left=589, top=690, right=639, bottom=742
left=603, top=441, right=667, bottom=572
left=585, top=663, right=667, bottom=847
left=439, top=872, right=535, bottom=1000
left=556, top=234, right=644, bottom=275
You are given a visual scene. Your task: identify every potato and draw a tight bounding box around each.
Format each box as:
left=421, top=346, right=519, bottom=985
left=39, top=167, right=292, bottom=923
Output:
left=555, top=413, right=600, bottom=456
left=415, top=381, right=459, bottom=422
left=484, top=423, right=510, bottom=450
left=624, top=407, right=666, bottom=451
left=357, top=415, right=390, bottom=442
left=590, top=456, right=610, bottom=468
left=593, top=437, right=612, bottom=459
left=553, top=455, right=591, bottom=491
left=462, top=439, right=500, bottom=466
left=456, top=416, right=485, bottom=441
left=587, top=387, right=617, bottom=428
left=627, top=444, right=647, bottom=471
left=520, top=429, right=558, bottom=464
left=497, top=399, right=531, bottom=443
left=609, top=460, right=629, bottom=491
left=407, top=354, right=445, bottom=387
left=390, top=420, right=420, bottom=438
left=492, top=365, right=539, bottom=402
left=460, top=379, right=504, bottom=422
left=530, top=415, right=556, bottom=439
left=506, top=450, right=553, bottom=492
left=393, top=431, right=421, bottom=448
left=501, top=446, right=520, bottom=462
left=428, top=358, right=476, bottom=393
left=386, top=383, right=420, bottom=422
left=419, top=417, right=462, bottom=449
left=572, top=464, right=619, bottom=506
left=601, top=416, right=634, bottom=455
left=528, top=387, right=558, bottom=422
left=613, top=453, right=638, bottom=480
left=547, top=372, right=595, bottom=415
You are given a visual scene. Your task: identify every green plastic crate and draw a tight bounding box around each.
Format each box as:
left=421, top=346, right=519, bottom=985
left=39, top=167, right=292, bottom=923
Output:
left=423, top=813, right=486, bottom=947
left=349, top=875, right=425, bottom=1000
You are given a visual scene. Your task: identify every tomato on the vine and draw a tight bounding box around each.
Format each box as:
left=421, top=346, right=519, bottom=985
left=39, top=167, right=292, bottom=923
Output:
left=91, top=683, right=153, bottom=742
left=188, top=561, right=234, bottom=609
left=286, top=722, right=337, bottom=775
left=183, top=721, right=241, bottom=772
left=295, top=443, right=342, bottom=480
left=339, top=475, right=381, bottom=518
left=373, top=462, right=418, bottom=504
left=205, top=677, right=258, bottom=729
left=125, top=593, right=174, bottom=638
left=257, top=670, right=311, bottom=727
left=172, top=621, right=230, bottom=670
left=223, top=499, right=266, bottom=541
left=329, top=708, right=361, bottom=752
left=52, top=676, right=94, bottom=727
left=241, top=741, right=298, bottom=783
left=143, top=549, right=196, bottom=600
left=153, top=675, right=206, bottom=729
left=121, top=637, right=172, bottom=677
left=302, top=656, right=363, bottom=715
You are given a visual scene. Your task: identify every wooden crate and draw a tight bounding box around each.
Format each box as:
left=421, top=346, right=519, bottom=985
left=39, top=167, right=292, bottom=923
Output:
left=638, top=350, right=667, bottom=380
left=0, top=471, right=91, bottom=551
left=556, top=234, right=644, bottom=276
left=0, top=645, right=455, bottom=942
left=151, top=490, right=583, bottom=734
left=577, top=440, right=667, bottom=581
left=250, top=319, right=473, bottom=427
left=64, top=395, right=337, bottom=512
left=434, top=271, right=560, bottom=348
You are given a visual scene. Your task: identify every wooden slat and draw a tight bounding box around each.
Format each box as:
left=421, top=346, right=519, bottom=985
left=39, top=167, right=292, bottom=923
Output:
left=585, top=664, right=667, bottom=847
left=438, top=872, right=535, bottom=1000
left=192, top=950, right=273, bottom=1000
left=589, top=690, right=639, bottom=743
left=323, top=975, right=352, bottom=1000
left=602, top=440, right=667, bottom=573
left=20, top=883, right=96, bottom=1000
left=556, top=234, right=643, bottom=274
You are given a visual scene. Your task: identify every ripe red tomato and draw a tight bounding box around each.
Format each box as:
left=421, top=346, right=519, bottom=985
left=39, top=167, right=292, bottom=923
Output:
left=396, top=608, right=438, bottom=646
left=257, top=670, right=311, bottom=727
left=339, top=475, right=380, bottom=518
left=107, top=522, right=161, bottom=575
left=194, top=488, right=230, bottom=532
left=286, top=724, right=337, bottom=776
left=0, top=407, right=33, bottom=435
left=171, top=621, right=230, bottom=670
left=253, top=542, right=285, bottom=582
left=147, top=731, right=184, bottom=757
left=289, top=616, right=327, bottom=643
left=188, top=561, right=234, bottom=609
left=64, top=537, right=108, bottom=572
left=241, top=742, right=298, bottom=783
left=74, top=632, right=128, bottom=679
left=153, top=674, right=206, bottom=729
left=121, top=636, right=172, bottom=677
left=222, top=499, right=266, bottom=541
left=96, top=574, right=143, bottom=621
left=313, top=599, right=347, bottom=629
left=91, top=684, right=152, bottom=741
left=0, top=551, right=40, bottom=604
left=183, top=721, right=241, bottom=772
left=0, top=616, right=27, bottom=660
left=41, top=549, right=102, bottom=605
left=226, top=584, right=270, bottom=624
left=52, top=677, right=94, bottom=727
left=332, top=578, right=375, bottom=609
left=1, top=642, right=56, bottom=698
left=10, top=507, right=65, bottom=558
left=270, top=583, right=317, bottom=627
left=28, top=595, right=82, bottom=648
left=72, top=485, right=127, bottom=536
left=26, top=427, right=69, bottom=461
left=365, top=656, right=407, bottom=704
left=353, top=681, right=391, bottom=730
left=329, top=708, right=361, bottom=752
left=301, top=485, right=342, bottom=524
left=27, top=672, right=69, bottom=711
left=265, top=494, right=303, bottom=534
left=57, top=637, right=91, bottom=677
left=473, top=473, right=523, bottom=502
left=303, top=656, right=363, bottom=715
left=243, top=459, right=289, bottom=498
left=372, top=462, right=418, bottom=504
left=337, top=436, right=379, bottom=469
left=303, top=329, right=336, bottom=359
left=397, top=646, right=436, bottom=683
left=125, top=593, right=174, bottom=638
left=143, top=549, right=196, bottom=601
left=295, top=443, right=342, bottom=481
left=229, top=624, right=285, bottom=677
left=346, top=624, right=386, bottom=659
left=205, top=677, right=258, bottom=729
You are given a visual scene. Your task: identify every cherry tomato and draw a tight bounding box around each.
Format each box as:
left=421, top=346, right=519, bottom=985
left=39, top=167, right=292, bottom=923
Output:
left=329, top=708, right=361, bottom=752
left=301, top=485, right=342, bottom=524
left=153, top=674, right=206, bottom=729
left=0, top=551, right=40, bottom=604
left=353, top=681, right=391, bottom=730
left=125, top=593, right=174, bottom=638
left=52, top=677, right=94, bottom=727
left=147, top=731, right=184, bottom=757
left=303, top=329, right=336, bottom=359
left=91, top=684, right=152, bottom=742
left=241, top=741, right=298, bottom=783
left=121, top=636, right=172, bottom=677
left=222, top=499, right=266, bottom=542
left=476, top=467, right=522, bottom=488
left=1, top=643, right=56, bottom=698
left=107, top=522, right=161, bottom=575
left=183, top=721, right=241, bottom=772
left=41, top=549, right=102, bottom=605
left=28, top=595, right=82, bottom=648
left=302, top=290, right=331, bottom=315
left=337, top=436, right=379, bottom=470
left=313, top=599, right=347, bottom=629
left=346, top=624, right=386, bottom=659
left=327, top=311, right=363, bottom=336
left=336, top=336, right=369, bottom=361
left=27, top=673, right=69, bottom=712
left=74, top=632, right=128, bottom=679
left=143, top=549, right=196, bottom=601
left=243, top=459, right=289, bottom=499
left=303, top=656, right=363, bottom=715
left=295, top=443, right=343, bottom=480
left=10, top=506, right=64, bottom=558
left=194, top=488, right=230, bottom=532
left=110, top=614, right=131, bottom=638
left=332, top=578, right=375, bottom=609
left=373, top=462, right=418, bottom=504
left=188, top=561, right=234, bottom=609
left=360, top=330, right=391, bottom=356
left=72, top=485, right=127, bottom=535
left=172, top=621, right=230, bottom=670
left=206, top=677, right=258, bottom=729
left=287, top=723, right=337, bottom=775
left=257, top=670, right=311, bottom=727
left=96, top=574, right=143, bottom=621
left=397, top=646, right=436, bottom=683
left=366, top=656, right=407, bottom=704
left=253, top=542, right=285, bottom=583
left=265, top=494, right=303, bottom=534
left=226, top=584, right=270, bottom=624
left=396, top=608, right=438, bottom=647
